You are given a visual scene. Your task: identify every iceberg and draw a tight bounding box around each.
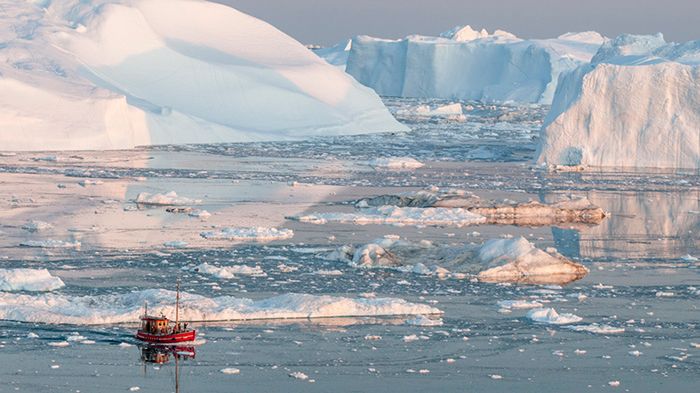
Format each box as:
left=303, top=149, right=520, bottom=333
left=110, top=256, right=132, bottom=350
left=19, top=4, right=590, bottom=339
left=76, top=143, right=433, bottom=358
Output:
left=537, top=34, right=700, bottom=169
left=341, top=28, right=605, bottom=104
left=0, top=0, right=406, bottom=151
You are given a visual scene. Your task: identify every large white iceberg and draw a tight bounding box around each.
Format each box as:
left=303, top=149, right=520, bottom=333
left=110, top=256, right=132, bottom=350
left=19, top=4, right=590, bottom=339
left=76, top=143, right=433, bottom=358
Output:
left=0, top=0, right=406, bottom=151
left=537, top=34, right=700, bottom=169
left=340, top=27, right=605, bottom=104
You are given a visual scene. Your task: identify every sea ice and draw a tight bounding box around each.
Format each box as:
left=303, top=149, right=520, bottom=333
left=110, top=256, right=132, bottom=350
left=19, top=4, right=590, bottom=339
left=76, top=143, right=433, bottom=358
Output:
left=19, top=239, right=81, bottom=249
left=293, top=206, right=486, bottom=227
left=200, top=227, right=294, bottom=241
left=194, top=263, right=266, bottom=279
left=0, top=289, right=441, bottom=324
left=135, top=191, right=201, bottom=206
left=526, top=308, right=583, bottom=325
left=477, top=237, right=589, bottom=284
left=368, top=157, right=425, bottom=170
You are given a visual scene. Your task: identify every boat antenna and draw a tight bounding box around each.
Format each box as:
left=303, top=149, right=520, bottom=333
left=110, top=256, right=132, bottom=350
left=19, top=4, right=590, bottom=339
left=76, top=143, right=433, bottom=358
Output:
left=144, top=301, right=148, bottom=317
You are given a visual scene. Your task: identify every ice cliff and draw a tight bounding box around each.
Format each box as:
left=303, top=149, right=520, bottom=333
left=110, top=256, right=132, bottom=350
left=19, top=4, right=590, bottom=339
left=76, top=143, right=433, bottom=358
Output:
left=537, top=34, right=700, bottom=169
left=337, top=26, right=605, bottom=104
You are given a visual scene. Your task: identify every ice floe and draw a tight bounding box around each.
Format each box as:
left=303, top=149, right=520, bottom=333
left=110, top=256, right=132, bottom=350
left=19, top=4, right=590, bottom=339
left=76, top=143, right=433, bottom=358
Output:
left=565, top=324, right=625, bottom=334
left=21, top=220, right=53, bottom=232
left=136, top=191, right=201, bottom=206
left=200, top=227, right=294, bottom=241
left=19, top=239, right=81, bottom=249
left=193, top=263, right=266, bottom=279
left=0, top=269, right=65, bottom=292
left=328, top=236, right=587, bottom=285
left=292, top=206, right=486, bottom=227
left=0, top=289, right=441, bottom=324
left=477, top=237, right=589, bottom=285
left=526, top=308, right=583, bottom=325
left=368, top=157, right=425, bottom=170
left=357, top=187, right=607, bottom=226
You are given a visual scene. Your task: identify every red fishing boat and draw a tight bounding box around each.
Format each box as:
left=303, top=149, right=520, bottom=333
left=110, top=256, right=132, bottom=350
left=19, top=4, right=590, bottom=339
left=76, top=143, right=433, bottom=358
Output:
left=136, top=282, right=196, bottom=344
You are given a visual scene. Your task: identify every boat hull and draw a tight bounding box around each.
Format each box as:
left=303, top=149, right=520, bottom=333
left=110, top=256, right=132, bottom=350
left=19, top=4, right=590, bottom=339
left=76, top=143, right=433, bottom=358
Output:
left=136, top=330, right=196, bottom=344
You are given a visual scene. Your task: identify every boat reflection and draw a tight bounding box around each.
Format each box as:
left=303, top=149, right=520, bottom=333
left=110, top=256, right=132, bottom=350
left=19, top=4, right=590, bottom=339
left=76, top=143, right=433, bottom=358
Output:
left=140, top=345, right=196, bottom=393
left=140, top=345, right=196, bottom=364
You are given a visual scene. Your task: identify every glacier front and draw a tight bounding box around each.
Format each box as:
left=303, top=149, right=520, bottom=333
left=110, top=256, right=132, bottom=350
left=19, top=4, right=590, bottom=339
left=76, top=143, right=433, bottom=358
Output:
left=537, top=34, right=700, bottom=170
left=0, top=0, right=407, bottom=151
left=340, top=26, right=605, bottom=104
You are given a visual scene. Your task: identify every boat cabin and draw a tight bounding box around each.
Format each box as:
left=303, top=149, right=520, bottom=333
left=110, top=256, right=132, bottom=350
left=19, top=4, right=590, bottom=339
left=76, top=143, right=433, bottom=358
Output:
left=141, top=315, right=170, bottom=335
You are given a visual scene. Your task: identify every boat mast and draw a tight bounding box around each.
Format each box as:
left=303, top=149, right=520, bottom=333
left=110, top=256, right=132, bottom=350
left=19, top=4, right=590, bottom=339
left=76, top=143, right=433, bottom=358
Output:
left=175, top=280, right=180, bottom=327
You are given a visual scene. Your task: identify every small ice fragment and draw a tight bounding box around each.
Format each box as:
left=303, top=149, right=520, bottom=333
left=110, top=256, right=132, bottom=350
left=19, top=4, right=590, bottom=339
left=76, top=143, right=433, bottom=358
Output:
left=526, top=308, right=582, bottom=325
left=403, top=334, right=420, bottom=343
left=48, top=341, right=70, bottom=347
left=289, top=371, right=309, bottom=380
left=405, top=315, right=443, bottom=326
left=490, top=374, right=503, bottom=380
left=608, top=381, right=620, bottom=387
left=220, top=368, right=240, bottom=375
left=129, top=387, right=140, bottom=392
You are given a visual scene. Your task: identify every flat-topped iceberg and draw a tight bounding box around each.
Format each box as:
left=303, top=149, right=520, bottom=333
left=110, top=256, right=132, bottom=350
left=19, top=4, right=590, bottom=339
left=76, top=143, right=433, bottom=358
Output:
left=537, top=34, right=700, bottom=169
left=0, top=289, right=441, bottom=324
left=0, top=0, right=406, bottom=151
left=338, top=27, right=605, bottom=104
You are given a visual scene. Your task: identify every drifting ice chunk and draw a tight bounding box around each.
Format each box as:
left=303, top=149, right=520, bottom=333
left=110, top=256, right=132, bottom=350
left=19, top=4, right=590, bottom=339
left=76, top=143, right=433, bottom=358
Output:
left=526, top=307, right=583, bottom=325
left=0, top=0, right=406, bottom=151
left=193, top=263, right=266, bottom=279
left=0, top=269, right=65, bottom=292
left=136, top=191, right=201, bottom=206
left=565, top=324, right=625, bottom=334
left=20, top=239, right=81, bottom=249
left=293, top=206, right=486, bottom=227
left=368, top=157, right=425, bottom=170
left=357, top=188, right=607, bottom=226
left=200, top=227, right=294, bottom=241
left=477, top=237, right=588, bottom=284
left=538, top=34, right=700, bottom=169
left=21, top=221, right=53, bottom=232
left=0, top=289, right=441, bottom=324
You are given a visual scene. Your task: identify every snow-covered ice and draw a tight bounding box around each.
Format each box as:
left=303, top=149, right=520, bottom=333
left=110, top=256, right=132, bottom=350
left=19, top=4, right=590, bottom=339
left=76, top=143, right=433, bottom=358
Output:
left=293, top=206, right=486, bottom=227
left=194, top=263, right=266, bottom=279
left=19, top=239, right=81, bottom=249
left=368, top=157, right=425, bottom=170
left=477, top=237, right=589, bottom=284
left=526, top=308, right=583, bottom=325
left=537, top=33, right=700, bottom=169
left=0, top=0, right=405, bottom=151
left=135, top=191, right=201, bottom=206
left=0, top=269, right=65, bottom=292
left=200, top=227, right=294, bottom=241
left=0, top=289, right=441, bottom=324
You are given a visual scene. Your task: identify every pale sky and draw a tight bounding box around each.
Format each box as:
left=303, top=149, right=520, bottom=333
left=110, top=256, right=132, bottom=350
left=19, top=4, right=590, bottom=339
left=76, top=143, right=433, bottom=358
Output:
left=213, top=0, right=699, bottom=45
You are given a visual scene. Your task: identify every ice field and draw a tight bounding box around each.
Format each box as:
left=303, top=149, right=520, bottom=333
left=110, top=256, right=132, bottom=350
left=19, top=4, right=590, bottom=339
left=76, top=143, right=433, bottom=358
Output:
left=0, top=98, right=698, bottom=392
